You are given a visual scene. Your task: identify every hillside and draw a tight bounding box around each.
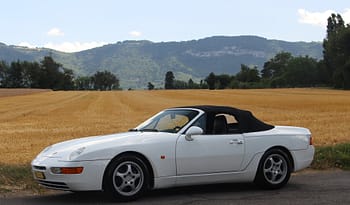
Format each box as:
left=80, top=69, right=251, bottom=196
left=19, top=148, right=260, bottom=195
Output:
left=0, top=36, right=322, bottom=88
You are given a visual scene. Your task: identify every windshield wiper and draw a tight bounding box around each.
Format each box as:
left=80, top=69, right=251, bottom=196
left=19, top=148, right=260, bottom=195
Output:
left=128, top=128, right=159, bottom=132
left=139, top=128, right=159, bottom=132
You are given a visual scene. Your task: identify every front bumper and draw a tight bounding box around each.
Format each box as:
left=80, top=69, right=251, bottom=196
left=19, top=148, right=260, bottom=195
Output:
left=31, top=157, right=110, bottom=191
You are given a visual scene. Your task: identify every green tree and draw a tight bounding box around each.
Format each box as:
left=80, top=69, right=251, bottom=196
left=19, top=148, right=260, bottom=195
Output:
left=205, top=72, right=216, bottom=90
left=283, top=56, right=319, bottom=87
left=39, top=56, right=64, bottom=89
left=173, top=80, right=187, bottom=89
left=0, top=61, right=9, bottom=87
left=75, top=76, right=93, bottom=90
left=62, top=68, right=75, bottom=90
left=0, top=57, right=76, bottom=90
left=8, top=61, right=25, bottom=88
left=199, top=80, right=208, bottom=89
left=216, top=74, right=232, bottom=89
left=147, top=82, right=155, bottom=90
left=22, top=61, right=41, bottom=88
left=92, top=70, right=119, bottom=90
left=261, top=52, right=292, bottom=79
left=317, top=60, right=332, bottom=85
left=236, top=64, right=260, bottom=83
left=164, top=71, right=174, bottom=89
left=323, top=13, right=350, bottom=89
left=188, top=78, right=194, bottom=89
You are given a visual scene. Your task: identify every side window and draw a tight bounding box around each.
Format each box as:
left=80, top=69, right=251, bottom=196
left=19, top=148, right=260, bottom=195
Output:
left=212, top=113, right=240, bottom=134
left=156, top=114, right=189, bottom=132
left=217, top=114, right=236, bottom=123
left=191, top=115, right=207, bottom=133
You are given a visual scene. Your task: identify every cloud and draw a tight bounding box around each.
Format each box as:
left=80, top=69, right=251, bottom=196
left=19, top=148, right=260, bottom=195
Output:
left=298, top=9, right=334, bottom=27
left=47, top=28, right=65, bottom=36
left=343, top=8, right=350, bottom=23
left=17, top=41, right=107, bottom=52
left=129, top=31, right=142, bottom=37
left=298, top=8, right=350, bottom=27
left=18, top=42, right=37, bottom=48
left=44, top=41, right=107, bottom=53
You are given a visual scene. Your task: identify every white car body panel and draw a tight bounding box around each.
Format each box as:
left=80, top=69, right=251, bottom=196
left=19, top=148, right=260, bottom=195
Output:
left=32, top=107, right=314, bottom=192
left=176, top=133, right=244, bottom=175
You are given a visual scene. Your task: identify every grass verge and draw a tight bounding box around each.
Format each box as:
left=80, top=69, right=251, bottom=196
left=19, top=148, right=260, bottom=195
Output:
left=1, top=143, right=349, bottom=194
left=311, top=143, right=350, bottom=170
left=0, top=164, right=45, bottom=195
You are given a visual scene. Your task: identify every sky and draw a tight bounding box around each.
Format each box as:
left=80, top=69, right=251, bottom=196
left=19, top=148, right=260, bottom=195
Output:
left=1, top=0, right=349, bottom=53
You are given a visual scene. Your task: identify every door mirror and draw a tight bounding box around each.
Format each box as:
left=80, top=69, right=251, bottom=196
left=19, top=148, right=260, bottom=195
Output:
left=185, top=126, right=203, bottom=141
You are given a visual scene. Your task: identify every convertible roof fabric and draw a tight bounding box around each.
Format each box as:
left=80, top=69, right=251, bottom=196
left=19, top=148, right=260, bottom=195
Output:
left=176, top=105, right=274, bottom=133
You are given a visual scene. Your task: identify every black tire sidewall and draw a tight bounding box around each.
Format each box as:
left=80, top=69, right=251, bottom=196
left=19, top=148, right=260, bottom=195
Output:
left=254, top=149, right=291, bottom=189
left=104, top=155, right=150, bottom=201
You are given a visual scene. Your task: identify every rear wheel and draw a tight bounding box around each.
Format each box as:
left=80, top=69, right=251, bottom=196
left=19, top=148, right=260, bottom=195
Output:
left=104, top=155, right=149, bottom=201
left=254, top=149, right=291, bottom=189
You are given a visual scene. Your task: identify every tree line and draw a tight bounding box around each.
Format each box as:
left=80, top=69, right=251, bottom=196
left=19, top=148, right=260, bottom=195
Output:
left=161, top=52, right=329, bottom=90
left=161, top=13, right=350, bottom=90
left=0, top=56, right=119, bottom=90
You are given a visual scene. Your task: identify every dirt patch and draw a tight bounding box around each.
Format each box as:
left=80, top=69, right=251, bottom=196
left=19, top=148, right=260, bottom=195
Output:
left=0, top=89, right=51, bottom=98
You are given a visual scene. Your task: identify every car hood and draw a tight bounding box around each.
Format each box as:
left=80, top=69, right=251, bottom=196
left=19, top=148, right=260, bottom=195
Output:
left=36, top=131, right=162, bottom=161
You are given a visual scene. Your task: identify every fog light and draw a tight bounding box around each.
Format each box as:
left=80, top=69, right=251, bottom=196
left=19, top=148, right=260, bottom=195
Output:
left=51, top=167, right=84, bottom=174
left=50, top=167, right=61, bottom=174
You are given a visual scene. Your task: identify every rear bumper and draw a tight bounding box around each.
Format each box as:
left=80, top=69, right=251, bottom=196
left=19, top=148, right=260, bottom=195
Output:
left=291, top=145, right=315, bottom=171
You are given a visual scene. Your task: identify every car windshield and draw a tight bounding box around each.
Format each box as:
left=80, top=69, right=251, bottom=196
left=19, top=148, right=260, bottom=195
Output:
left=133, top=109, right=199, bottom=133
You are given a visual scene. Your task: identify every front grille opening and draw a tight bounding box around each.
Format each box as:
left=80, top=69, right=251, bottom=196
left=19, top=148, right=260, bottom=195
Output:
left=37, top=180, right=70, bottom=190
left=33, top=166, right=46, bottom=171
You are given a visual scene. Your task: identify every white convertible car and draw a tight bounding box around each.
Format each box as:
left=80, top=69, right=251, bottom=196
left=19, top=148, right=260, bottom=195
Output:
left=32, top=106, right=314, bottom=201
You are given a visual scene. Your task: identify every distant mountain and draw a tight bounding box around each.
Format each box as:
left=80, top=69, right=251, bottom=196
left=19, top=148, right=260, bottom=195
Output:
left=0, top=36, right=322, bottom=89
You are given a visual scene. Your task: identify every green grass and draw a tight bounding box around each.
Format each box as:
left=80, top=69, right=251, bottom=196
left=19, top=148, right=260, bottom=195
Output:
left=311, top=143, right=350, bottom=170
left=0, top=164, right=44, bottom=194
left=1, top=144, right=349, bottom=194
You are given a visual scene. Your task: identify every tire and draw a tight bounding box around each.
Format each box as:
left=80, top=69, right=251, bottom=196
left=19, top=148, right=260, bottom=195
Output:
left=254, top=149, right=291, bottom=189
left=104, top=155, right=150, bottom=201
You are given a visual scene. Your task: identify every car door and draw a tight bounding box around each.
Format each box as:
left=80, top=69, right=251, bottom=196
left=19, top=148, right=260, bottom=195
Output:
left=176, top=133, right=244, bottom=175
left=176, top=113, right=245, bottom=175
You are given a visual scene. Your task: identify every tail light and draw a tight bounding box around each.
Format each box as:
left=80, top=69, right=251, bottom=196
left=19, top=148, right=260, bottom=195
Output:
left=309, top=135, right=313, bottom=145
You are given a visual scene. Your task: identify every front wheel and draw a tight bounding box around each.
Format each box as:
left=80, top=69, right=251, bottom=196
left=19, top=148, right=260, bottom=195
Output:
left=104, top=156, right=149, bottom=201
left=254, top=149, right=291, bottom=189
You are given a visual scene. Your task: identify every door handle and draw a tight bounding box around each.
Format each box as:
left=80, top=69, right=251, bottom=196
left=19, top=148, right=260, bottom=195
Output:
left=229, top=139, right=244, bottom=144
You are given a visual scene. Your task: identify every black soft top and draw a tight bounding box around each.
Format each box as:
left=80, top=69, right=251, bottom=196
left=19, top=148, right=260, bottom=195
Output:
left=176, top=105, right=274, bottom=133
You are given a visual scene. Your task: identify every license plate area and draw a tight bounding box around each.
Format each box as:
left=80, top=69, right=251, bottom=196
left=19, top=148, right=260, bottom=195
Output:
left=34, top=171, right=46, bottom=179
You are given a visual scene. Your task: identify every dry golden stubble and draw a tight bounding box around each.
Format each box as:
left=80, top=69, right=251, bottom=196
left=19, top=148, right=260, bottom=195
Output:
left=0, top=88, right=349, bottom=164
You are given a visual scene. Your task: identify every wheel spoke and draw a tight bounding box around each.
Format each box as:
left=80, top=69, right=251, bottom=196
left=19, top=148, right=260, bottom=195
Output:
left=264, top=158, right=273, bottom=170
left=270, top=172, right=277, bottom=181
left=116, top=171, right=126, bottom=178
left=112, top=160, right=145, bottom=197
left=128, top=181, right=136, bottom=190
left=132, top=172, right=141, bottom=180
left=276, top=167, right=282, bottom=173
left=262, top=153, right=289, bottom=185
left=264, top=167, right=272, bottom=173
left=117, top=181, right=127, bottom=190
left=274, top=158, right=283, bottom=166
left=126, top=164, right=133, bottom=174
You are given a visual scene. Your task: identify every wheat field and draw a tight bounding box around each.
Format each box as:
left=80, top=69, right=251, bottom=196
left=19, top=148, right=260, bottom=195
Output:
left=0, top=88, right=349, bottom=165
